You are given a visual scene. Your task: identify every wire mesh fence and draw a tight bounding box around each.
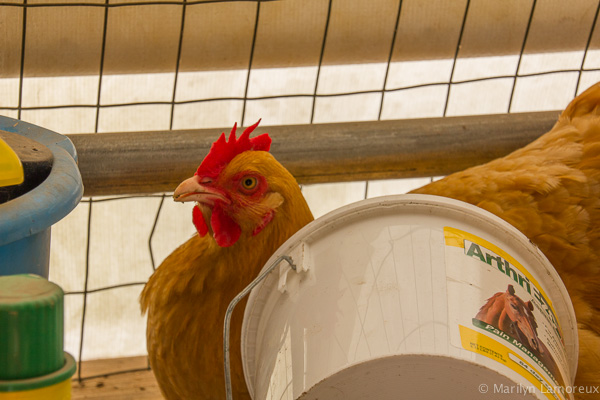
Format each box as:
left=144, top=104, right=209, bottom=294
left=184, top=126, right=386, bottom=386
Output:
left=3, top=0, right=600, bottom=125
left=2, top=0, right=600, bottom=387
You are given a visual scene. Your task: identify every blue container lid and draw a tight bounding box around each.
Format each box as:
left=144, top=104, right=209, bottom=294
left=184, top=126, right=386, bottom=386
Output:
left=0, top=117, right=83, bottom=248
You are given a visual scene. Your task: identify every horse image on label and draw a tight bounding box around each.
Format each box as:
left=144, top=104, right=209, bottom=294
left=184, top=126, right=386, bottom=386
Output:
left=475, top=284, right=563, bottom=387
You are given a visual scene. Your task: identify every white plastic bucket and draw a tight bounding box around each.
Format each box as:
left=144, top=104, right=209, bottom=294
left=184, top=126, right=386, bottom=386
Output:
left=242, top=194, right=578, bottom=400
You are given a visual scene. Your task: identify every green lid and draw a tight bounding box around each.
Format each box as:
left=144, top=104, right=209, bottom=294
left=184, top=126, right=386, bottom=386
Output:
left=0, top=274, right=64, bottom=380
left=0, top=352, right=76, bottom=392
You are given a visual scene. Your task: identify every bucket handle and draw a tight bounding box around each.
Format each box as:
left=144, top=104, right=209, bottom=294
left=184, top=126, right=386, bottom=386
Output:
left=224, top=255, right=296, bottom=400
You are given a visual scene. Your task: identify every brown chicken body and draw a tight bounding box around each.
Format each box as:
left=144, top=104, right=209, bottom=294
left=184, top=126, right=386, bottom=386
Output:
left=413, top=82, right=600, bottom=397
left=140, top=124, right=313, bottom=399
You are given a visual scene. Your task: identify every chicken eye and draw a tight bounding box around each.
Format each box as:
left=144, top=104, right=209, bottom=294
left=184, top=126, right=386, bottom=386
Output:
left=241, top=176, right=258, bottom=191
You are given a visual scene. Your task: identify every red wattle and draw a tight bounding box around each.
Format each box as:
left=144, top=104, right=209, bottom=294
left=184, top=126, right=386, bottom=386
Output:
left=211, top=204, right=241, bottom=247
left=192, top=205, right=208, bottom=237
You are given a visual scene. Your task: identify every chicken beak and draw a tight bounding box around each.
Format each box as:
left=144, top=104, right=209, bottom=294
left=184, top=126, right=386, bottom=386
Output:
left=172, top=176, right=230, bottom=205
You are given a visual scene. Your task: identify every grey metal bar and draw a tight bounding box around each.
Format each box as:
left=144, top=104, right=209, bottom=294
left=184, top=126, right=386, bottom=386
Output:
left=68, top=111, right=559, bottom=196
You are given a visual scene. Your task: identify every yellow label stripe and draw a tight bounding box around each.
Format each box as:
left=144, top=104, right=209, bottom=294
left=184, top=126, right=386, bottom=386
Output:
left=459, top=325, right=565, bottom=400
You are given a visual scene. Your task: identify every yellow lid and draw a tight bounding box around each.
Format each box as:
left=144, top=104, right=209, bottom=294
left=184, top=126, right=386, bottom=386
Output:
left=0, top=138, right=24, bottom=187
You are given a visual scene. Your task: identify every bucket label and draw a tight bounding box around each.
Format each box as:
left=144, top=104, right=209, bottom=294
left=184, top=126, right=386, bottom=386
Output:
left=444, top=227, right=570, bottom=400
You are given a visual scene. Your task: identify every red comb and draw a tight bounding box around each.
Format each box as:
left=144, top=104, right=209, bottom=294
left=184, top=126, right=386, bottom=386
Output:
left=195, top=119, right=271, bottom=179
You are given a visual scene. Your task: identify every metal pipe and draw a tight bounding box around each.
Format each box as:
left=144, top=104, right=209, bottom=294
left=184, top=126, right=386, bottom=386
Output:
left=68, top=111, right=559, bottom=196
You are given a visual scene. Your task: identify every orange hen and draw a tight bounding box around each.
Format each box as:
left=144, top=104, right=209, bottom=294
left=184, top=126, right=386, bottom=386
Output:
left=412, top=82, right=600, bottom=398
left=140, top=121, right=313, bottom=399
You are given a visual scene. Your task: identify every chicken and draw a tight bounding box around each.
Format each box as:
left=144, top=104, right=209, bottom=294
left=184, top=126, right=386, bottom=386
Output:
left=412, top=81, right=600, bottom=398
left=140, top=120, right=314, bottom=399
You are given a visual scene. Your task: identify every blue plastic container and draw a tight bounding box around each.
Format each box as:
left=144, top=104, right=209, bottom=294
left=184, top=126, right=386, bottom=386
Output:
left=0, top=116, right=83, bottom=278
